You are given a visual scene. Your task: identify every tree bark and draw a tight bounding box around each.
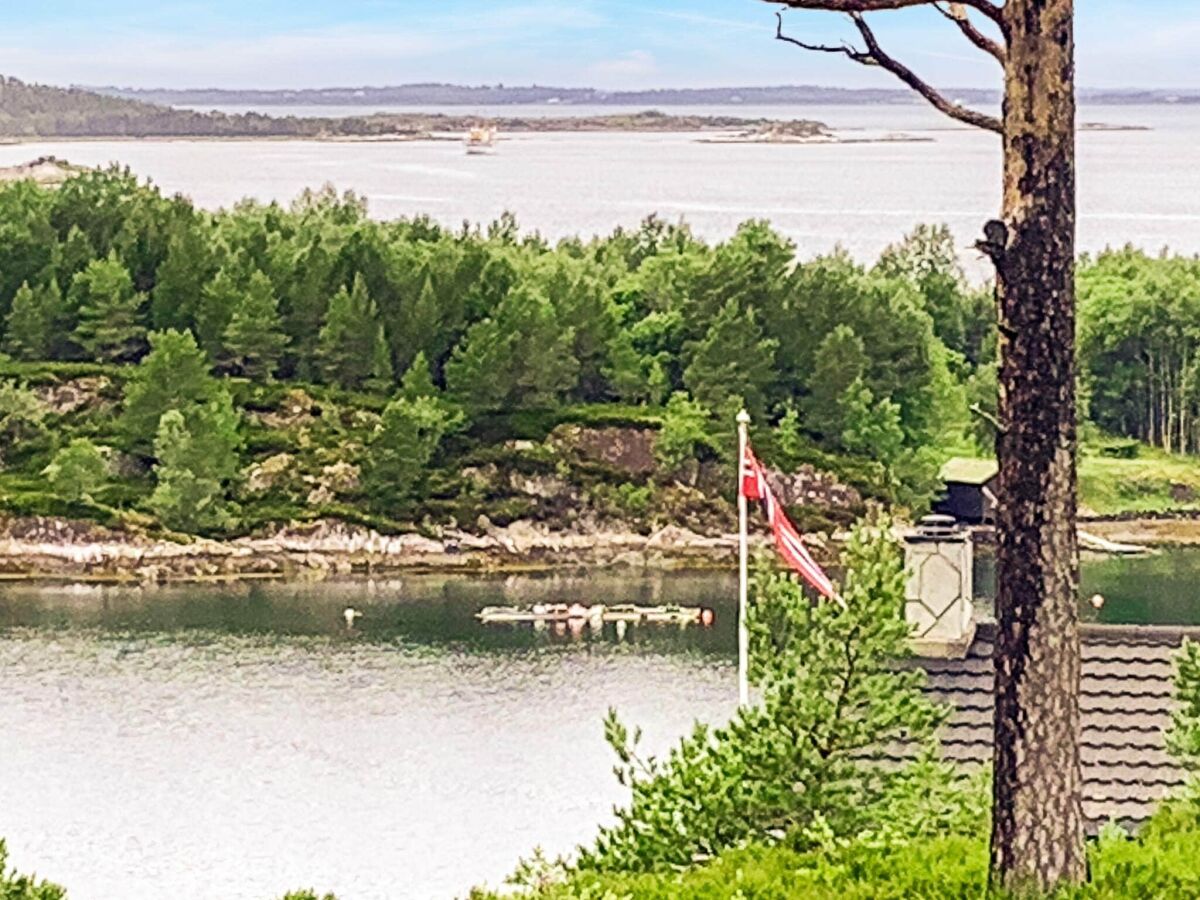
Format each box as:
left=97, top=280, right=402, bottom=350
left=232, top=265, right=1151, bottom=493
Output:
left=990, top=0, right=1086, bottom=889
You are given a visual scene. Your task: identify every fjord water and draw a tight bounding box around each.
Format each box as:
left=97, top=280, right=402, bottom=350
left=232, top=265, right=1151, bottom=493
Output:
left=2, top=557, right=1198, bottom=900
left=0, top=574, right=738, bottom=900
left=2, top=104, right=1198, bottom=275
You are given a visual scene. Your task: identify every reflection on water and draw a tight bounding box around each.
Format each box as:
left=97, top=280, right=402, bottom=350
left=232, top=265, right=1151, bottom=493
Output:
left=3, top=553, right=1198, bottom=900
left=0, top=572, right=738, bottom=653
left=0, top=572, right=738, bottom=900
left=975, top=546, right=1200, bottom=626
left=1083, top=549, right=1200, bottom=626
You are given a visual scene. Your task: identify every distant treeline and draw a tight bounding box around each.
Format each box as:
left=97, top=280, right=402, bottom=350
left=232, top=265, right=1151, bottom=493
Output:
left=97, top=82, right=1200, bottom=109
left=0, top=76, right=426, bottom=138
left=0, top=76, right=827, bottom=139
left=0, top=167, right=1194, bottom=536
left=0, top=168, right=992, bottom=495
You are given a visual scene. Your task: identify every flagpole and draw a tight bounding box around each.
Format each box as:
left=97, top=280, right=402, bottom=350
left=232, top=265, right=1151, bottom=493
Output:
left=736, top=408, right=751, bottom=708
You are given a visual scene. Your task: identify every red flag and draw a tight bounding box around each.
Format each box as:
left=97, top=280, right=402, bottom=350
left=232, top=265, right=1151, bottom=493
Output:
left=739, top=445, right=766, bottom=501
left=740, top=442, right=837, bottom=600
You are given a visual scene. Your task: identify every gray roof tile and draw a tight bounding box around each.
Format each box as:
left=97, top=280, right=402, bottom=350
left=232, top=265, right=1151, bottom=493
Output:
left=918, top=620, right=1197, bottom=828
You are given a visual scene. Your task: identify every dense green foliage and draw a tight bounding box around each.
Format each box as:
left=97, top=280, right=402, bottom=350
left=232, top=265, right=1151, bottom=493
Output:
left=0, top=841, right=64, bottom=900
left=572, top=516, right=978, bottom=873
left=0, top=170, right=1197, bottom=534
left=148, top=394, right=243, bottom=532
left=1079, top=249, right=1200, bottom=454
left=479, top=800, right=1200, bottom=899
left=1169, top=639, right=1200, bottom=775
left=0, top=170, right=1003, bottom=535
left=42, top=439, right=107, bottom=502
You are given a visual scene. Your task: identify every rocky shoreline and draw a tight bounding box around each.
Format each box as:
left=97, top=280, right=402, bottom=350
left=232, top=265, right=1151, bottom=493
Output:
left=0, top=513, right=1186, bottom=586
left=0, top=516, right=789, bottom=583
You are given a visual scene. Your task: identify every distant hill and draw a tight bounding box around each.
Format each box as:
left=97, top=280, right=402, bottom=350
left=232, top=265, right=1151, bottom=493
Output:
left=95, top=83, right=1200, bottom=109
left=0, top=76, right=426, bottom=138
left=98, top=83, right=989, bottom=108
left=0, top=76, right=834, bottom=140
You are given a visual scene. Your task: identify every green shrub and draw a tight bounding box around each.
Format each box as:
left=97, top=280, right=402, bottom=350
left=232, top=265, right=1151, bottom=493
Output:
left=148, top=395, right=242, bottom=533
left=363, top=395, right=462, bottom=512
left=573, top=513, right=965, bottom=874
left=589, top=482, right=654, bottom=519
left=1098, top=438, right=1140, bottom=460
left=1168, top=640, right=1200, bottom=776
left=484, top=800, right=1200, bottom=899
left=0, top=380, right=47, bottom=452
left=43, top=438, right=108, bottom=502
left=0, top=840, right=66, bottom=900
left=654, top=392, right=716, bottom=472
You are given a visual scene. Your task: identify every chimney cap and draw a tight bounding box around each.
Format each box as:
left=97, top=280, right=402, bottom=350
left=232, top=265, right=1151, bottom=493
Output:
left=915, top=514, right=961, bottom=538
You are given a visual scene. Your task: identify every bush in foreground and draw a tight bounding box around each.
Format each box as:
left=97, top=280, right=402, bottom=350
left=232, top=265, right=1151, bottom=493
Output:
left=475, top=798, right=1200, bottom=899
left=571, top=514, right=979, bottom=873
left=0, top=840, right=65, bottom=900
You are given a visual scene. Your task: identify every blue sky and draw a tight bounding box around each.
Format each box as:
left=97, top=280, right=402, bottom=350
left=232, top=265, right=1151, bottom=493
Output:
left=4, top=1, right=1196, bottom=90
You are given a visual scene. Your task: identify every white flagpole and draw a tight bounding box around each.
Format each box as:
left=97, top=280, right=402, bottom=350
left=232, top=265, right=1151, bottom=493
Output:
left=736, top=408, right=751, bottom=708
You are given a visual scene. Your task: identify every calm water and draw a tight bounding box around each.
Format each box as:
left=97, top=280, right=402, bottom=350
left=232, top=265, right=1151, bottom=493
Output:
left=0, top=573, right=739, bottom=900
left=2, top=556, right=1198, bottom=899
left=2, top=104, right=1197, bottom=276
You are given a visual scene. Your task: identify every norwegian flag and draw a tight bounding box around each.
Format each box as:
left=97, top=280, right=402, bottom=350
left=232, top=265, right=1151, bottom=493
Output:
left=740, top=444, right=838, bottom=600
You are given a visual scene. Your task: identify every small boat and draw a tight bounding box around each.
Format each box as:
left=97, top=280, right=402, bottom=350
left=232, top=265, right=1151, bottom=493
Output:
left=465, top=125, right=497, bottom=155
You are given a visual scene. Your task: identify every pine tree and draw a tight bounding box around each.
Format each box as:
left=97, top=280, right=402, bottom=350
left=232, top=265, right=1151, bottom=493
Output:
left=222, top=270, right=288, bottom=380
left=43, top=438, right=108, bottom=502
left=151, top=225, right=212, bottom=332
left=317, top=274, right=393, bottom=390
left=399, top=351, right=438, bottom=401
left=682, top=298, right=777, bottom=419
left=69, top=252, right=147, bottom=362
left=775, top=403, right=806, bottom=464
left=654, top=392, right=717, bottom=472
left=282, top=239, right=334, bottom=379
left=805, top=325, right=868, bottom=442
left=3, top=280, right=64, bottom=361
left=122, top=329, right=220, bottom=453
left=445, top=285, right=578, bottom=412
left=364, top=395, right=456, bottom=512
left=149, top=392, right=242, bottom=533
left=840, top=377, right=905, bottom=470
left=195, top=260, right=243, bottom=359
left=54, top=225, right=96, bottom=293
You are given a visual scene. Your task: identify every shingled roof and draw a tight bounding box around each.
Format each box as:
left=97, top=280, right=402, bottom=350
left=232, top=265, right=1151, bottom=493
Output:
left=920, top=619, right=1195, bottom=829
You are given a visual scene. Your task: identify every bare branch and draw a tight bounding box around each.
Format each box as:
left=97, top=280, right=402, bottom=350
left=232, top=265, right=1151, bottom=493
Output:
left=970, top=403, right=1007, bottom=435
left=774, top=12, right=870, bottom=61
left=935, top=2, right=1007, bottom=63
left=848, top=13, right=1002, bottom=133
left=771, top=0, right=1006, bottom=29
left=773, top=11, right=1003, bottom=134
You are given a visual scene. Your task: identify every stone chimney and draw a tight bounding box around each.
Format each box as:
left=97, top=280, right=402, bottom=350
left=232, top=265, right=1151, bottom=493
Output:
left=903, top=515, right=976, bottom=658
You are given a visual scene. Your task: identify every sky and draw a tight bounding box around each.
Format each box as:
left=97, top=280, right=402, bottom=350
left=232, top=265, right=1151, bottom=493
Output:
left=2, top=1, right=1196, bottom=91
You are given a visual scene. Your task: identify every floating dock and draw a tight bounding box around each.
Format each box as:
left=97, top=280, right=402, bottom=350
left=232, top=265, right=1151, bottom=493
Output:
left=476, top=603, right=709, bottom=626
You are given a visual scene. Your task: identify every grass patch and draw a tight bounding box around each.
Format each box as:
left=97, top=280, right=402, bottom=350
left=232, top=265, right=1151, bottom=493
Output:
left=1080, top=443, right=1200, bottom=516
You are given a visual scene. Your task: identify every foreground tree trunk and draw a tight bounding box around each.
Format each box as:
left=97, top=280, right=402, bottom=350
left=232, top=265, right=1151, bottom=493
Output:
left=765, top=0, right=1084, bottom=889
left=989, top=0, right=1085, bottom=888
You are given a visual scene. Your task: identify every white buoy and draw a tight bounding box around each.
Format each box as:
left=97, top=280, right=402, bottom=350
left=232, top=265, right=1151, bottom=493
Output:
left=1089, top=593, right=1106, bottom=610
